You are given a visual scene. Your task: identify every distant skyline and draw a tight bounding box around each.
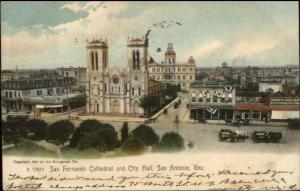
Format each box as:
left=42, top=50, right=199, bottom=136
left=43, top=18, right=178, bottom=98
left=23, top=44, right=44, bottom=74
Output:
left=1, top=1, right=299, bottom=70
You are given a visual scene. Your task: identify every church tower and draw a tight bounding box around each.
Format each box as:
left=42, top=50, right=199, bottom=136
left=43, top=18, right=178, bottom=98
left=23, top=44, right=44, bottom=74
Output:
left=165, top=43, right=176, bottom=64
left=86, top=38, right=108, bottom=114
left=127, top=37, right=149, bottom=115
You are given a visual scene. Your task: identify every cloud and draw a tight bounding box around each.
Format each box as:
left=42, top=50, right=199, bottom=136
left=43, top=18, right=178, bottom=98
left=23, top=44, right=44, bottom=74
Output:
left=60, top=2, right=101, bottom=12
left=2, top=2, right=298, bottom=69
left=230, top=37, right=280, bottom=58
left=60, top=2, right=82, bottom=12
left=1, top=1, right=148, bottom=69
left=189, top=40, right=223, bottom=59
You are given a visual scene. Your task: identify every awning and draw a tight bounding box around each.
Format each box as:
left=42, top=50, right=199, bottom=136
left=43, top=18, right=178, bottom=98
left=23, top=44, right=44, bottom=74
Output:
left=235, top=103, right=270, bottom=111
left=36, top=104, right=63, bottom=109
left=36, top=105, right=44, bottom=109
left=45, top=105, right=63, bottom=108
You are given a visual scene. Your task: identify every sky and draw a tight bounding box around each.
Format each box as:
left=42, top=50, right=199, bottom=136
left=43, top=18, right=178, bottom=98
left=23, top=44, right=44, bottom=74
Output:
left=1, top=1, right=299, bottom=70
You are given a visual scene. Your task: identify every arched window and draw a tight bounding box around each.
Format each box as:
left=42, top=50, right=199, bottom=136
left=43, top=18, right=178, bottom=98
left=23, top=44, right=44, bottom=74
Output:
left=173, top=58, right=175, bottom=63
left=91, top=52, right=94, bottom=70
left=136, top=51, right=140, bottom=70
left=103, top=51, right=106, bottom=69
left=132, top=51, right=136, bottom=70
left=95, top=52, right=98, bottom=70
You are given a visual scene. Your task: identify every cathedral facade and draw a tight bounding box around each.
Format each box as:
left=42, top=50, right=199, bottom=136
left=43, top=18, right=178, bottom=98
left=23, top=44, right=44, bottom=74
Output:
left=86, top=37, right=163, bottom=117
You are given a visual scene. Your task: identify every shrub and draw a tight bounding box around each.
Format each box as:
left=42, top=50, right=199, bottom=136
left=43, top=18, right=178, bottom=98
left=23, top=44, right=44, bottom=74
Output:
left=187, top=142, right=194, bottom=149
left=24, top=119, right=48, bottom=140
left=77, top=128, right=118, bottom=151
left=6, top=116, right=28, bottom=146
left=70, top=119, right=104, bottom=147
left=131, top=124, right=159, bottom=147
left=97, top=127, right=118, bottom=151
left=121, top=136, right=145, bottom=154
left=67, top=94, right=86, bottom=109
left=47, top=120, right=75, bottom=146
left=157, top=132, right=184, bottom=151
left=77, top=132, right=102, bottom=151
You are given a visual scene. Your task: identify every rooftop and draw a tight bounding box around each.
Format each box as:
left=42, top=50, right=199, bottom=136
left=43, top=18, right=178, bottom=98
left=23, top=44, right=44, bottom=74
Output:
left=191, top=79, right=233, bottom=88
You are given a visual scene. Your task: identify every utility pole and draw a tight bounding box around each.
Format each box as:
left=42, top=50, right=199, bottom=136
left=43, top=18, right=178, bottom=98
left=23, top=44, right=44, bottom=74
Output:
left=175, top=108, right=179, bottom=134
left=65, top=84, right=70, bottom=120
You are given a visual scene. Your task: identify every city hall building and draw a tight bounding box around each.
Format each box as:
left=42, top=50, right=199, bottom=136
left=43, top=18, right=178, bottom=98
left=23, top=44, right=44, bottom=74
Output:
left=148, top=43, right=196, bottom=90
left=86, top=37, right=163, bottom=117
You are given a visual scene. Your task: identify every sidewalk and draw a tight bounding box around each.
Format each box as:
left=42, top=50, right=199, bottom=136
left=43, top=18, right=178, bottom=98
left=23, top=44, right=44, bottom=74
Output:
left=77, top=115, right=147, bottom=122
left=189, top=119, right=289, bottom=127
left=2, top=144, right=15, bottom=150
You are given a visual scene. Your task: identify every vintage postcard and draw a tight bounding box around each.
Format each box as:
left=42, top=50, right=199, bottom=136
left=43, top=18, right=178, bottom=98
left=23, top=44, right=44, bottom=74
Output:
left=1, top=1, right=299, bottom=190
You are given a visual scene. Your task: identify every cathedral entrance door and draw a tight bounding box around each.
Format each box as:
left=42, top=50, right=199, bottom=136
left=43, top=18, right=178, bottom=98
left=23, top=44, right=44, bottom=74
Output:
left=133, top=101, right=140, bottom=116
left=112, top=99, right=120, bottom=113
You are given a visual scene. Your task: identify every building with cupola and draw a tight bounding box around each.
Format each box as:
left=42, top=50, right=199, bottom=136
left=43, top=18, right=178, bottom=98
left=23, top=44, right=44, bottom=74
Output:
left=148, top=43, right=196, bottom=90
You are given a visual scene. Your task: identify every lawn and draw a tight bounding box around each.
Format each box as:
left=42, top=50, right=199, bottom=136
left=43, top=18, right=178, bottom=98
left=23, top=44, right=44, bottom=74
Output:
left=3, top=140, right=144, bottom=159
left=3, top=139, right=57, bottom=158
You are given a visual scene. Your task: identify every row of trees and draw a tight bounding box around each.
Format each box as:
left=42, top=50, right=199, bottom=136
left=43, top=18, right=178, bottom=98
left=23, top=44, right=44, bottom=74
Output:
left=2, top=117, right=185, bottom=154
left=2, top=116, right=74, bottom=147
left=69, top=120, right=185, bottom=154
left=120, top=123, right=184, bottom=154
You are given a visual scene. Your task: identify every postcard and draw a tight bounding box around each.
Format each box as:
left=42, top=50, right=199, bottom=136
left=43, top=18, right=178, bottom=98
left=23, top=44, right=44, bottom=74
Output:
left=1, top=1, right=299, bottom=190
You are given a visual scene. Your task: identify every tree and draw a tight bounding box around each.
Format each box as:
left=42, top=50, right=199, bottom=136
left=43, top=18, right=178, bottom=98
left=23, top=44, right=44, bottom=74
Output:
left=121, top=122, right=129, bottom=144
left=66, top=94, right=87, bottom=109
left=77, top=126, right=118, bottom=151
left=2, top=119, right=11, bottom=143
left=121, top=135, right=145, bottom=154
left=70, top=119, right=103, bottom=147
left=140, top=95, right=160, bottom=117
left=24, top=119, right=48, bottom=140
left=47, top=120, right=75, bottom=146
left=6, top=116, right=28, bottom=146
left=77, top=132, right=100, bottom=151
left=157, top=132, right=184, bottom=151
left=131, top=124, right=159, bottom=148
left=164, top=84, right=180, bottom=100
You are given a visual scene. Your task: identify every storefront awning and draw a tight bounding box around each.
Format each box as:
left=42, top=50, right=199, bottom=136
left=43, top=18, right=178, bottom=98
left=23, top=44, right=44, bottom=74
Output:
left=36, top=105, right=44, bottom=109
left=36, top=104, right=63, bottom=109
left=235, top=103, right=270, bottom=111
left=45, top=105, right=63, bottom=108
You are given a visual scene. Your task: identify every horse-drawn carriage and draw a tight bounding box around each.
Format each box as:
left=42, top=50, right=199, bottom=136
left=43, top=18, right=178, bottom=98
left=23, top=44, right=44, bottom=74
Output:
left=219, top=129, right=249, bottom=142
left=252, top=131, right=282, bottom=143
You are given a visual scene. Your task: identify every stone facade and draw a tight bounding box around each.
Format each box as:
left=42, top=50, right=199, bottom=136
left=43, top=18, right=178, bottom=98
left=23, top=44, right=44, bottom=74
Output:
left=148, top=43, right=196, bottom=90
left=86, top=38, right=163, bottom=117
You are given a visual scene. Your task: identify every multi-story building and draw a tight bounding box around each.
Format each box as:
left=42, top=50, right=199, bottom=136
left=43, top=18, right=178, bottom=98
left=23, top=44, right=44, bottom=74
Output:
left=148, top=43, right=196, bottom=90
left=56, top=66, right=87, bottom=93
left=257, top=66, right=299, bottom=86
left=86, top=37, right=163, bottom=117
left=188, top=79, right=236, bottom=121
left=1, top=77, right=76, bottom=113
left=56, top=66, right=87, bottom=87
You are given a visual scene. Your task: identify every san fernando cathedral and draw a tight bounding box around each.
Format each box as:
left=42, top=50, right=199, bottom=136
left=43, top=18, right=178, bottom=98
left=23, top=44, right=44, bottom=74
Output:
left=86, top=37, right=196, bottom=116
